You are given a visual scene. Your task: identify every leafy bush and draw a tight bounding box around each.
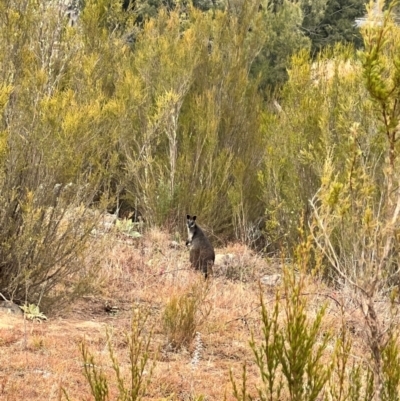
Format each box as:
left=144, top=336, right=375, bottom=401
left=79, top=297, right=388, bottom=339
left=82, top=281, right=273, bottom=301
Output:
left=19, top=303, right=47, bottom=322
left=115, top=218, right=142, bottom=238
left=0, top=179, right=105, bottom=311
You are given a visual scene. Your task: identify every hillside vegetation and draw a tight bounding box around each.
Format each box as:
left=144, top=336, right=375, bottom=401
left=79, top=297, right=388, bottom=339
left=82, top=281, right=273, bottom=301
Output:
left=2, top=0, right=400, bottom=400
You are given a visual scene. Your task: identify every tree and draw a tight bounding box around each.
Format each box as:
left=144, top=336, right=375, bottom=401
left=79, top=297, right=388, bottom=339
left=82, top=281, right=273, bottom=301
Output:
left=302, top=0, right=366, bottom=55
left=251, top=0, right=311, bottom=91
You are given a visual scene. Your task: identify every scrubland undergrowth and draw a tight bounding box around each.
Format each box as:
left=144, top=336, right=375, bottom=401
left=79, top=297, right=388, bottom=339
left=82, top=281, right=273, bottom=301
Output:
left=0, top=224, right=399, bottom=401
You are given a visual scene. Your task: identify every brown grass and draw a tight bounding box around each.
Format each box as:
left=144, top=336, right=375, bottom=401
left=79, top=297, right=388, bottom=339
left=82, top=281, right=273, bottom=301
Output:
left=0, top=223, right=388, bottom=400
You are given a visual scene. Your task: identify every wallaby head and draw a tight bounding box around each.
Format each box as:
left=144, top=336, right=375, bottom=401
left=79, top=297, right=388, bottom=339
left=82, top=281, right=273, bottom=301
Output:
left=186, top=215, right=197, bottom=229
left=186, top=215, right=197, bottom=245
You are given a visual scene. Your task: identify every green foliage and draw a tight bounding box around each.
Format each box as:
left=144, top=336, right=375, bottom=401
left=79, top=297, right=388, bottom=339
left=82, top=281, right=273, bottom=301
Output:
left=0, top=0, right=120, bottom=309
left=20, top=303, right=48, bottom=321
left=258, top=42, right=378, bottom=251
left=381, top=332, right=400, bottom=401
left=80, top=348, right=109, bottom=401
left=253, top=271, right=331, bottom=401
left=302, top=0, right=366, bottom=55
left=306, top=3, right=400, bottom=398
left=231, top=270, right=331, bottom=401
left=78, top=307, right=156, bottom=401
left=115, top=218, right=142, bottom=238
left=251, top=0, right=311, bottom=90
left=231, top=268, right=400, bottom=401
left=162, top=281, right=211, bottom=349
left=256, top=1, right=400, bottom=252
left=360, top=0, right=400, bottom=173
left=307, top=0, right=400, bottom=286
left=115, top=2, right=268, bottom=239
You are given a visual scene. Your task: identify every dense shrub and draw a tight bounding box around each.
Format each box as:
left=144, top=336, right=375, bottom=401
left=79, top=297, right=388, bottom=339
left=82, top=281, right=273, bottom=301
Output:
left=0, top=0, right=116, bottom=308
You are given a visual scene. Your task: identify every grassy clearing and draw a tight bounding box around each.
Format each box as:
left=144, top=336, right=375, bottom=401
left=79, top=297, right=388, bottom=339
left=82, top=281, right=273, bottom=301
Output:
left=0, top=222, right=388, bottom=400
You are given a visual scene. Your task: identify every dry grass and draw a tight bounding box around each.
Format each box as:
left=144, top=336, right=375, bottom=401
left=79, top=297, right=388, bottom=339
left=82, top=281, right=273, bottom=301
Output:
left=0, top=222, right=391, bottom=400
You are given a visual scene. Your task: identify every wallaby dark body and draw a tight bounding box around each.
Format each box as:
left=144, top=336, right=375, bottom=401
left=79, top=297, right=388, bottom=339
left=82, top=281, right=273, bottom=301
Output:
left=186, top=215, right=215, bottom=279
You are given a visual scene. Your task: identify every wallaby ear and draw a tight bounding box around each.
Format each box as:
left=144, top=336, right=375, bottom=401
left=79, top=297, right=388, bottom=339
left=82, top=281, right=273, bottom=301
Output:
left=187, top=214, right=191, bottom=219
left=193, top=215, right=197, bottom=221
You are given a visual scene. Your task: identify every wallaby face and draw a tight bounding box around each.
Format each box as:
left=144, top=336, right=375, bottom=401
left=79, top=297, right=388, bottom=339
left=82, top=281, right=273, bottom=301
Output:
left=186, top=215, right=197, bottom=246
left=186, top=214, right=215, bottom=279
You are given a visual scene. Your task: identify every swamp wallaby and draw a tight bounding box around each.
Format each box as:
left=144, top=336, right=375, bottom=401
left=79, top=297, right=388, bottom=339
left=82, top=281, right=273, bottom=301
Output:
left=186, top=215, right=215, bottom=279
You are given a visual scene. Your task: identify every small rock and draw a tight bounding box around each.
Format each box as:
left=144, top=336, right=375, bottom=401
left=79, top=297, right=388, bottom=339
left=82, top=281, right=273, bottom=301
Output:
left=260, top=274, right=282, bottom=287
left=214, top=253, right=235, bottom=267
left=169, top=241, right=181, bottom=249
left=0, top=301, right=23, bottom=316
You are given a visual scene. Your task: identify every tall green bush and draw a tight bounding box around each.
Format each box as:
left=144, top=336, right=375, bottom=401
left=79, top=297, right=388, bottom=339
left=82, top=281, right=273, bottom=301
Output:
left=258, top=41, right=383, bottom=251
left=0, top=0, right=120, bottom=308
left=308, top=1, right=400, bottom=397
left=116, top=2, right=268, bottom=239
